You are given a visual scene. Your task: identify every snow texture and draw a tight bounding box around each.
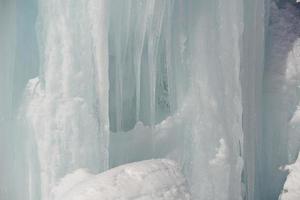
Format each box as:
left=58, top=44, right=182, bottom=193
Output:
left=279, top=153, right=300, bottom=200
left=52, top=159, right=190, bottom=200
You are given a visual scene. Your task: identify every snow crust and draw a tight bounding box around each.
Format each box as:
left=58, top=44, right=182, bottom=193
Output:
left=279, top=153, right=300, bottom=200
left=52, top=159, right=190, bottom=200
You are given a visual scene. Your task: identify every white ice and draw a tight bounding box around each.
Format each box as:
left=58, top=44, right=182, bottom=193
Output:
left=279, top=153, right=300, bottom=200
left=52, top=159, right=190, bottom=200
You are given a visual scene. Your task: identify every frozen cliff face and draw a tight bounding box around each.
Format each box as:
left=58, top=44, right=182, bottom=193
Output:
left=262, top=2, right=300, bottom=199
left=0, top=0, right=279, bottom=200
left=51, top=159, right=190, bottom=200
left=279, top=153, right=300, bottom=200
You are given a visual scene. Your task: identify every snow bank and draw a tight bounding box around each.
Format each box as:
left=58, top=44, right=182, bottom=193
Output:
left=52, top=159, right=190, bottom=200
left=279, top=153, right=300, bottom=200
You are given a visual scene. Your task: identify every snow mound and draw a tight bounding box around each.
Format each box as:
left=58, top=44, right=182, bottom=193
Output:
left=279, top=153, right=300, bottom=200
left=52, top=159, right=190, bottom=200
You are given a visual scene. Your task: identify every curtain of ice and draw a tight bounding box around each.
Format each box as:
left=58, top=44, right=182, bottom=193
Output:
left=22, top=0, right=266, bottom=199
left=22, top=1, right=109, bottom=200
left=106, top=0, right=258, bottom=199
left=107, top=0, right=187, bottom=132
left=108, top=0, right=188, bottom=167
left=106, top=1, right=244, bottom=199
left=0, top=0, right=274, bottom=200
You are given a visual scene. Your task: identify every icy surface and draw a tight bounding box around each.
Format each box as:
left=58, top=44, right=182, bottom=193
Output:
left=0, top=0, right=278, bottom=200
left=279, top=153, right=300, bottom=200
left=52, top=159, right=190, bottom=200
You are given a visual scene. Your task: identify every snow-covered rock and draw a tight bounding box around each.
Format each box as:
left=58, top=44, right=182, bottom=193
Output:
left=52, top=159, right=190, bottom=200
left=279, top=153, right=300, bottom=200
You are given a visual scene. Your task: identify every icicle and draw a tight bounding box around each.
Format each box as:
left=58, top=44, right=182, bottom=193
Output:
left=115, top=56, right=123, bottom=132
left=147, top=0, right=167, bottom=126
left=165, top=0, right=176, bottom=113
left=88, top=0, right=110, bottom=171
left=133, top=0, right=148, bottom=121
left=23, top=1, right=110, bottom=200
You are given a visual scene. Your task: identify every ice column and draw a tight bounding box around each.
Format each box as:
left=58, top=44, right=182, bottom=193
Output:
left=22, top=0, right=109, bottom=200
left=184, top=0, right=244, bottom=199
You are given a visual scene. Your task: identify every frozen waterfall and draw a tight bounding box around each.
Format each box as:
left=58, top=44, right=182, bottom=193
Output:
left=1, top=0, right=300, bottom=200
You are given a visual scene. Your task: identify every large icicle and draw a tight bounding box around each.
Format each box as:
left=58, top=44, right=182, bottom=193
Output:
left=22, top=1, right=109, bottom=200
left=184, top=0, right=244, bottom=199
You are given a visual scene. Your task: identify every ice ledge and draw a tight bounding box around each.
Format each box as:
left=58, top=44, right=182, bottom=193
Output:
left=52, top=159, right=191, bottom=200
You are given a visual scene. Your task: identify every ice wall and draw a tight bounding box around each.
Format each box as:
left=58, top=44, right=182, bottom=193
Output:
left=0, top=0, right=274, bottom=200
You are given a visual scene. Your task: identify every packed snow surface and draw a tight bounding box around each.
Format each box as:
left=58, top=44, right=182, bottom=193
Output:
left=279, top=153, right=300, bottom=200
left=52, top=159, right=190, bottom=200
